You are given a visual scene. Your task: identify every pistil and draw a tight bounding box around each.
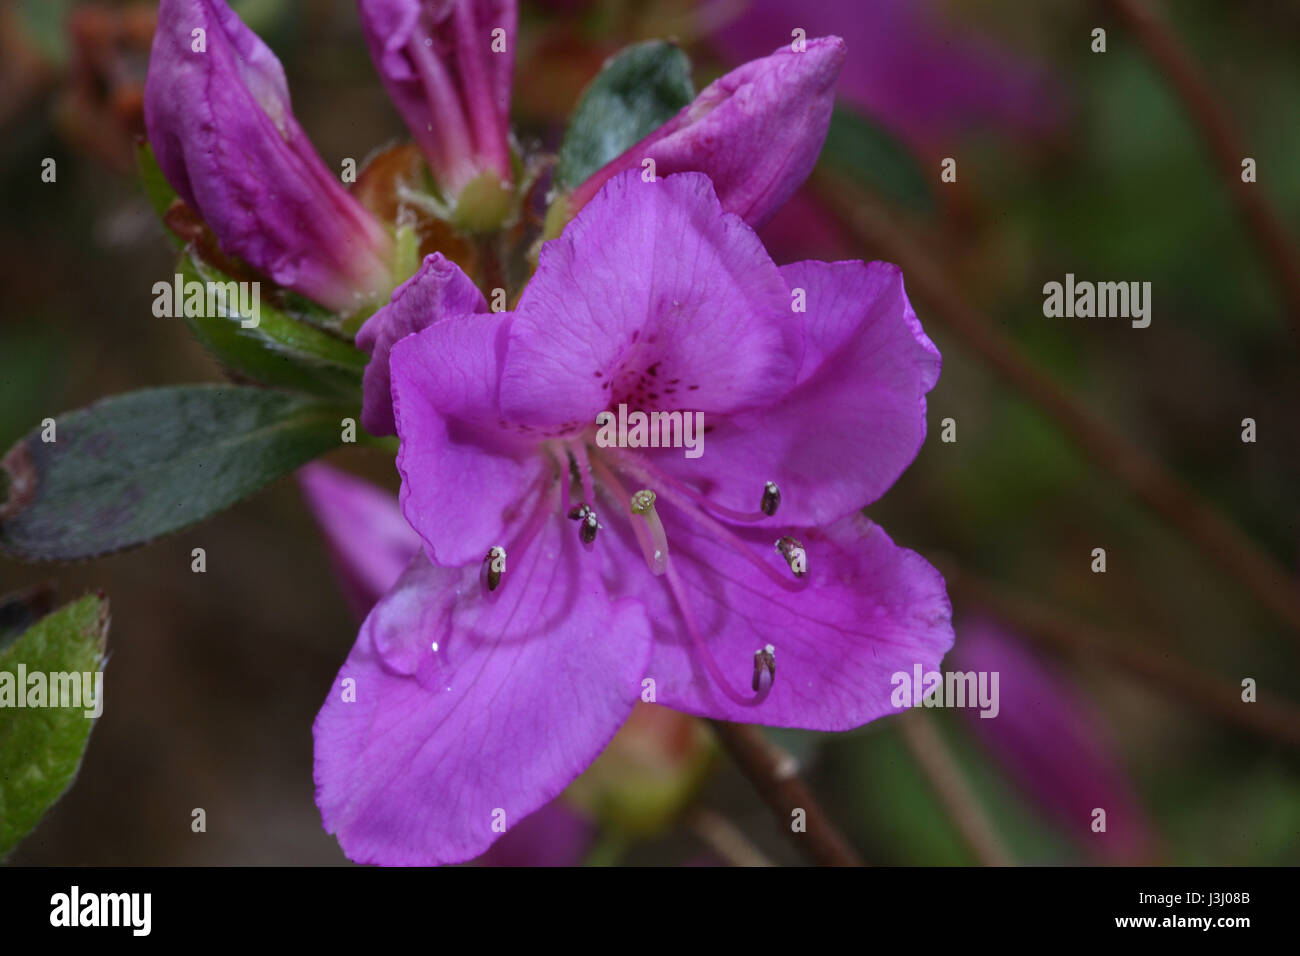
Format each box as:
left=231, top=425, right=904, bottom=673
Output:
left=589, top=455, right=777, bottom=708
left=629, top=489, right=668, bottom=575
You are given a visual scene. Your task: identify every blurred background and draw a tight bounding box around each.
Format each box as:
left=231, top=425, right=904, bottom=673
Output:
left=1, top=0, right=1298, bottom=865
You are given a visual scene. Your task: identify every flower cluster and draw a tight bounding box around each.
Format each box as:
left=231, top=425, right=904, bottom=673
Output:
left=143, top=0, right=952, bottom=865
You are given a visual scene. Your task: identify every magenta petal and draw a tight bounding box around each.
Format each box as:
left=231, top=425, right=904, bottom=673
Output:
left=952, top=621, right=1154, bottom=864
left=502, top=171, right=801, bottom=428
left=570, top=37, right=844, bottom=229
left=625, top=507, right=952, bottom=729
left=389, top=310, right=547, bottom=567
left=358, top=0, right=516, bottom=194
left=657, top=260, right=940, bottom=527
left=144, top=0, right=393, bottom=312
left=312, top=515, right=652, bottom=866
left=356, top=253, right=489, bottom=436
left=297, top=463, right=420, bottom=620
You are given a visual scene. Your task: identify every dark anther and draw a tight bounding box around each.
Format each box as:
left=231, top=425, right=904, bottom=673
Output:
left=580, top=509, right=600, bottom=545
left=752, top=644, right=776, bottom=691
left=482, top=546, right=506, bottom=592
left=774, top=536, right=807, bottom=578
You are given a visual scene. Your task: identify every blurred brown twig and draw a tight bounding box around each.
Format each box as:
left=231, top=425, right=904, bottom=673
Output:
left=1102, top=0, right=1300, bottom=343
left=897, top=710, right=1012, bottom=866
left=944, top=562, right=1300, bottom=749
left=707, top=720, right=864, bottom=866
left=820, top=174, right=1300, bottom=641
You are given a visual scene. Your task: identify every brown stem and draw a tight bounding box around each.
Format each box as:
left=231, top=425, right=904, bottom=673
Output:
left=944, top=563, right=1300, bottom=748
left=819, top=176, right=1300, bottom=640
left=896, top=710, right=1012, bottom=866
left=473, top=234, right=507, bottom=302
left=688, top=808, right=776, bottom=867
left=706, top=720, right=864, bottom=866
left=1103, top=0, right=1300, bottom=340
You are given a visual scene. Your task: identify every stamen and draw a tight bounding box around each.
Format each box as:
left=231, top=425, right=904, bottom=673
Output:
left=629, top=489, right=668, bottom=575
left=594, top=454, right=806, bottom=592
left=581, top=511, right=600, bottom=546
left=481, top=483, right=557, bottom=597
left=547, top=444, right=573, bottom=515
left=481, top=546, right=506, bottom=591
left=760, top=481, right=781, bottom=517
left=774, top=536, right=808, bottom=578
left=664, top=559, right=775, bottom=707
left=589, top=456, right=774, bottom=708
left=570, top=441, right=597, bottom=509
left=609, top=450, right=782, bottom=524
left=752, top=644, right=776, bottom=692
left=567, top=503, right=601, bottom=548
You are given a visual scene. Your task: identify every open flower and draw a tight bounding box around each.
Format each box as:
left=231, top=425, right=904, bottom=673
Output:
left=358, top=0, right=516, bottom=225
left=313, top=170, right=952, bottom=865
left=563, top=37, right=844, bottom=231
left=144, top=0, right=395, bottom=312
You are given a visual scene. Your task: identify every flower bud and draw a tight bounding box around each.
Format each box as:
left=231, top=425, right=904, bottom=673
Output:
left=145, top=0, right=395, bottom=314
left=565, top=36, right=844, bottom=231
left=359, top=0, right=516, bottom=214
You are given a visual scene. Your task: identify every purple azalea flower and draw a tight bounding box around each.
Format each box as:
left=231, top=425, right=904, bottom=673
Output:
left=952, top=620, right=1154, bottom=864
left=358, top=0, right=516, bottom=204
left=564, top=36, right=845, bottom=230
left=313, top=170, right=952, bottom=865
left=144, top=0, right=394, bottom=312
left=713, top=0, right=1064, bottom=148
left=356, top=252, right=490, bottom=436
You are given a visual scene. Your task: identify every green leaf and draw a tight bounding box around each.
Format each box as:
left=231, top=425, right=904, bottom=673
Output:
left=0, top=386, right=354, bottom=560
left=820, top=107, right=934, bottom=213
left=135, top=141, right=179, bottom=228
left=176, top=254, right=368, bottom=398
left=16, top=0, right=73, bottom=66
left=0, top=593, right=109, bottom=858
left=136, top=144, right=369, bottom=398
left=554, top=41, right=694, bottom=192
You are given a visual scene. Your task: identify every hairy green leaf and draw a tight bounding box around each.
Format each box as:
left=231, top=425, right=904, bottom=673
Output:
left=0, top=593, right=109, bottom=857
left=554, top=41, right=694, bottom=192
left=820, top=107, right=934, bottom=213
left=0, top=386, right=354, bottom=560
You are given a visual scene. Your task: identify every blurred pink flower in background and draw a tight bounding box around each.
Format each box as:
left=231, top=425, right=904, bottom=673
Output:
left=952, top=619, right=1156, bottom=864
left=708, top=0, right=1068, bottom=264
left=298, top=463, right=420, bottom=620
left=713, top=0, right=1064, bottom=149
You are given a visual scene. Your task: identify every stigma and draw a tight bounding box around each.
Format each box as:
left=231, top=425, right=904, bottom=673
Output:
left=629, top=489, right=669, bottom=575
